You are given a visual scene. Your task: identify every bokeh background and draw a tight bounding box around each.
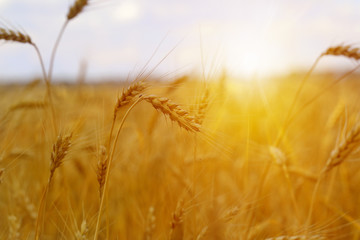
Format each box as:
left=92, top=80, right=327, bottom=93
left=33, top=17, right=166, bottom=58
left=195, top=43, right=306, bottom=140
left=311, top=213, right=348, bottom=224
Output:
left=0, top=0, right=359, bottom=81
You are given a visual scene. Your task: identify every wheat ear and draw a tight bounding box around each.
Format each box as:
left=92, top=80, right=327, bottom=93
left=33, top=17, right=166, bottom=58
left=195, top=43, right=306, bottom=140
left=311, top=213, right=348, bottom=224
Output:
left=269, top=146, right=299, bottom=220
left=75, top=219, right=89, bottom=240
left=49, top=134, right=73, bottom=182
left=306, top=121, right=360, bottom=233
left=35, top=133, right=73, bottom=240
left=169, top=199, right=185, bottom=240
left=325, top=121, right=360, bottom=172
left=96, top=146, right=107, bottom=198
left=143, top=95, right=201, bottom=133
left=322, top=45, right=360, bottom=60
left=67, top=0, right=89, bottom=20
left=94, top=97, right=144, bottom=240
left=0, top=27, right=32, bottom=44
left=108, top=81, right=147, bottom=148
left=195, top=89, right=209, bottom=125
left=143, top=206, right=156, bottom=240
left=8, top=215, right=21, bottom=240
left=0, top=168, right=4, bottom=184
left=95, top=95, right=198, bottom=239
left=113, top=81, right=147, bottom=120
left=0, top=26, right=55, bottom=133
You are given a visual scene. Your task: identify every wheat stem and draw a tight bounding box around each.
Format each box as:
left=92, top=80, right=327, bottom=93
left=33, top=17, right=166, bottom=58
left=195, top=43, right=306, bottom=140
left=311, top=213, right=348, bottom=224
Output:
left=94, top=97, right=143, bottom=240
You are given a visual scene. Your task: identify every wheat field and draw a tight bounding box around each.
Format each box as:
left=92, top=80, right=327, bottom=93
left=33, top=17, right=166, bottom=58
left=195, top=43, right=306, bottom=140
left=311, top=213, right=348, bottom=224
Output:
left=1, top=1, right=360, bottom=240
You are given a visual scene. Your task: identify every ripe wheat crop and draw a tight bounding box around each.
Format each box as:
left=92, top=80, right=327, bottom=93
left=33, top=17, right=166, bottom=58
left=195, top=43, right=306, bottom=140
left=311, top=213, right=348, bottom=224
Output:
left=1, top=1, right=360, bottom=240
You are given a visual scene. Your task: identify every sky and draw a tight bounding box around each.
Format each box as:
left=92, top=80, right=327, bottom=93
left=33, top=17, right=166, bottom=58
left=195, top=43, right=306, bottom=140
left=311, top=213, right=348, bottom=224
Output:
left=0, top=0, right=360, bottom=82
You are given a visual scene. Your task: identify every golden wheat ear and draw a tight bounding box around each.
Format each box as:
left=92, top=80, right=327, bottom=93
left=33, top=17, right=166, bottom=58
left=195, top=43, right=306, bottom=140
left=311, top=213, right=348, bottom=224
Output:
left=67, top=0, right=89, bottom=20
left=0, top=168, right=4, bottom=184
left=49, top=133, right=73, bottom=182
left=195, top=88, right=210, bottom=125
left=114, top=81, right=148, bottom=119
left=0, top=27, right=32, bottom=44
left=325, top=121, right=360, bottom=172
left=96, top=145, right=107, bottom=198
left=322, top=45, right=360, bottom=60
left=143, top=95, right=201, bottom=133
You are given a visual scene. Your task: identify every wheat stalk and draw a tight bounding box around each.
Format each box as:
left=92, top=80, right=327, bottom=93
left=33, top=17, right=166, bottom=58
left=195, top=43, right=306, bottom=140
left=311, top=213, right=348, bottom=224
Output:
left=326, top=100, right=345, bottom=129
left=269, top=146, right=299, bottom=220
left=322, top=45, right=360, bottom=60
left=307, top=120, right=360, bottom=232
left=195, top=226, right=208, bottom=240
left=35, top=133, right=73, bottom=240
left=95, top=95, right=198, bottom=239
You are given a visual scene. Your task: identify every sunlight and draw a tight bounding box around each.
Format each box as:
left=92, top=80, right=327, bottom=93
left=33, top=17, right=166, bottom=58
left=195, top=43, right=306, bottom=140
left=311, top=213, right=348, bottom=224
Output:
left=114, top=1, right=141, bottom=22
left=224, top=32, right=288, bottom=80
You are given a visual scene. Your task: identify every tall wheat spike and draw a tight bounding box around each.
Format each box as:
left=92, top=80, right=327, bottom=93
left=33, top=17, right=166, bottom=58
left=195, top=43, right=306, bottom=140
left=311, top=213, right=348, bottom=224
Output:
left=322, top=45, right=360, bottom=60
left=67, top=0, right=89, bottom=20
left=8, top=215, right=21, bottom=240
left=143, top=206, right=156, bottom=240
left=49, top=133, right=73, bottom=182
left=325, top=121, right=360, bottom=172
left=0, top=168, right=4, bottom=184
left=195, top=89, right=209, bottom=125
left=0, top=27, right=32, bottom=44
left=169, top=199, right=185, bottom=240
left=35, top=133, right=73, bottom=240
left=143, top=95, right=201, bottom=133
left=113, top=81, right=147, bottom=120
left=96, top=146, right=108, bottom=198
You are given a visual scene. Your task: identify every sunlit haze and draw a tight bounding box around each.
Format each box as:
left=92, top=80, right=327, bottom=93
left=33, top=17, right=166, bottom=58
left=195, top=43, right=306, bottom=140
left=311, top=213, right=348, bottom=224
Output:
left=0, top=0, right=359, bottom=81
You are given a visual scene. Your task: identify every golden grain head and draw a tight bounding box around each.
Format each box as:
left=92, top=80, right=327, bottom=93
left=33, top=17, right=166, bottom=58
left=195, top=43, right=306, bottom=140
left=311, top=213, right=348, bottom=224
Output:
left=49, top=133, right=73, bottom=180
left=323, top=45, right=360, bottom=60
left=325, top=121, right=360, bottom=172
left=67, top=0, right=89, bottom=20
left=143, top=95, right=201, bottom=133
left=195, top=89, right=209, bottom=125
left=0, top=27, right=32, bottom=44
left=0, top=168, right=4, bottom=184
left=113, top=81, right=148, bottom=118
left=96, top=145, right=107, bottom=197
left=269, top=146, right=288, bottom=166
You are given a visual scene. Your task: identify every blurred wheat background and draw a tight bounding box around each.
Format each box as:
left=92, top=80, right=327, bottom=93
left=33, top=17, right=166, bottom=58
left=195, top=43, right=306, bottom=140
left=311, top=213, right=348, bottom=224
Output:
left=1, top=0, right=360, bottom=240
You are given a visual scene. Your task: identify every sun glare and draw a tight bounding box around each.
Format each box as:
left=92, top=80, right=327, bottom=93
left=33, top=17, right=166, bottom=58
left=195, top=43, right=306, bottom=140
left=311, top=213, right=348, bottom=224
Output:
left=224, top=32, right=288, bottom=80
left=114, top=1, right=141, bottom=22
